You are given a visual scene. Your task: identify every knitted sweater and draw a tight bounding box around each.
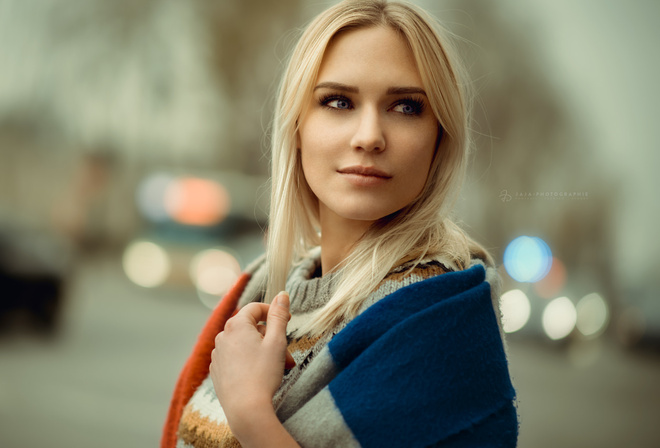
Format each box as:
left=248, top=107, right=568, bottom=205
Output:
left=162, top=249, right=518, bottom=448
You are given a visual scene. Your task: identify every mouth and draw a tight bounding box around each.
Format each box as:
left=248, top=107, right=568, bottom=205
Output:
left=337, top=166, right=392, bottom=178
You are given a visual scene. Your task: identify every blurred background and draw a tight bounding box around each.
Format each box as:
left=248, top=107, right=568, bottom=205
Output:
left=0, top=0, right=658, bottom=446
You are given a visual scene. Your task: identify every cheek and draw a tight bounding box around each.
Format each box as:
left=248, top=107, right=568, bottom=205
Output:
left=398, top=139, right=437, bottom=200
left=300, top=150, right=314, bottom=185
left=299, top=132, right=318, bottom=171
left=298, top=127, right=313, bottom=176
left=397, top=132, right=436, bottom=175
left=299, top=138, right=326, bottom=195
left=299, top=120, right=334, bottom=175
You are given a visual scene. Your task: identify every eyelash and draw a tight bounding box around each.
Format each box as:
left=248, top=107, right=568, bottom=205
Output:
left=393, top=96, right=425, bottom=116
left=318, top=94, right=426, bottom=116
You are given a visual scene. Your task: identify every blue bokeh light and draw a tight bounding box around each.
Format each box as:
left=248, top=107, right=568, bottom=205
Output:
left=503, top=236, right=553, bottom=283
left=136, top=173, right=175, bottom=223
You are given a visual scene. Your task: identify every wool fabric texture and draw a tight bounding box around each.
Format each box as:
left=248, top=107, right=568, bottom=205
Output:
left=162, top=250, right=518, bottom=448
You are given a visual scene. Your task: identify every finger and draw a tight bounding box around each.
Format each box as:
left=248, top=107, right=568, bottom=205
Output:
left=257, top=323, right=267, bottom=337
left=209, top=348, right=216, bottom=372
left=234, top=302, right=271, bottom=327
left=264, top=291, right=291, bottom=343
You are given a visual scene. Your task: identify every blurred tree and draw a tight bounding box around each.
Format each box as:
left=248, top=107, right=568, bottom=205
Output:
left=0, top=0, right=225, bottom=165
left=197, top=0, right=312, bottom=174
left=427, top=0, right=619, bottom=300
left=0, top=0, right=316, bottom=243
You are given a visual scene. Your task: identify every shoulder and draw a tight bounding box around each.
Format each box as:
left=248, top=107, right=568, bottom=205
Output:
left=323, top=260, right=517, bottom=447
left=358, top=252, right=504, bottom=332
left=355, top=253, right=456, bottom=315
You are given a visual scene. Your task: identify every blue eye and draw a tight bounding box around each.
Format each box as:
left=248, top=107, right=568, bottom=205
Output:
left=329, top=99, right=350, bottom=109
left=320, top=94, right=352, bottom=110
left=392, top=98, right=425, bottom=116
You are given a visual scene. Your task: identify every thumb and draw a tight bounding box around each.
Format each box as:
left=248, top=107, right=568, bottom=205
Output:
left=265, top=291, right=291, bottom=342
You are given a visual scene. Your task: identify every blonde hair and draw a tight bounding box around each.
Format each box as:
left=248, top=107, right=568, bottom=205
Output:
left=266, top=0, right=492, bottom=336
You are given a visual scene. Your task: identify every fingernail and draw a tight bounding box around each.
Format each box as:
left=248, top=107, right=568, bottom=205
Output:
left=277, top=291, right=289, bottom=308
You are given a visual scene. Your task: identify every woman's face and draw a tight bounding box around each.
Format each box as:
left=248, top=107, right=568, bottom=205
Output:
left=298, top=26, right=438, bottom=228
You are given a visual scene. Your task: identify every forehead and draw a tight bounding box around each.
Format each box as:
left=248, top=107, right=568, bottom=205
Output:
left=316, top=26, right=423, bottom=89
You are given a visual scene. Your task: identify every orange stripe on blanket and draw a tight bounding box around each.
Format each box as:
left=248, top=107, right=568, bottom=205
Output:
left=178, top=406, right=241, bottom=448
left=161, top=273, right=251, bottom=448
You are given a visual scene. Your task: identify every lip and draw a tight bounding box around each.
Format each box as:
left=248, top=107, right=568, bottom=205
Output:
left=337, top=166, right=392, bottom=178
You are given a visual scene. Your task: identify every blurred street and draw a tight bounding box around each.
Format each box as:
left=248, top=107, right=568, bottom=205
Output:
left=0, top=253, right=659, bottom=448
left=0, top=1, right=659, bottom=446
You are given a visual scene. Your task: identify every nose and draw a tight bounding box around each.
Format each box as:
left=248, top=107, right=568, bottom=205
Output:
left=350, top=107, right=385, bottom=152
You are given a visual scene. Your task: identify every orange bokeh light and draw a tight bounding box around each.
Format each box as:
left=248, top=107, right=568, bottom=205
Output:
left=165, top=177, right=230, bottom=226
left=534, top=256, right=567, bottom=299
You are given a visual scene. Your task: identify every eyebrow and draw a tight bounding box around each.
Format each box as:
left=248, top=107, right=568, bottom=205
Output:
left=386, top=86, right=427, bottom=96
left=314, top=82, right=358, bottom=93
left=313, top=82, right=427, bottom=96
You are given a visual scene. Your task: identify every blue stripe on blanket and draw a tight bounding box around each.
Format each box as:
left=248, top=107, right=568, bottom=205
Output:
left=327, top=265, right=517, bottom=447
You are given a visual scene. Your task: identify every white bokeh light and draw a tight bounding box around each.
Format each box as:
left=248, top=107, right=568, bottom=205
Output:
left=190, top=248, right=241, bottom=309
left=122, top=240, right=171, bottom=288
left=542, top=296, right=577, bottom=340
left=499, top=289, right=531, bottom=333
left=576, top=293, right=609, bottom=337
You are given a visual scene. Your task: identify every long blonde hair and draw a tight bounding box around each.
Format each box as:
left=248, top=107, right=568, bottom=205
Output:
left=266, top=0, right=492, bottom=336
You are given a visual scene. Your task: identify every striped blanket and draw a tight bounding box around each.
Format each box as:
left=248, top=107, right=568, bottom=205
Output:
left=162, top=263, right=518, bottom=447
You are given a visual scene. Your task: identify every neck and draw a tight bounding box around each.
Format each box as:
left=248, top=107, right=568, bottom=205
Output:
left=319, top=207, right=373, bottom=276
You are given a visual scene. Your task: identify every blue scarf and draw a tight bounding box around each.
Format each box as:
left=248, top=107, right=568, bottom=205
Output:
left=282, top=263, right=518, bottom=447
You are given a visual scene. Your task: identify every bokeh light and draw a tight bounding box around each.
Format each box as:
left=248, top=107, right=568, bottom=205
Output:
left=503, top=236, right=552, bottom=283
left=542, top=296, right=577, bottom=340
left=190, top=248, right=241, bottom=309
left=533, top=256, right=567, bottom=299
left=136, top=173, right=175, bottom=223
left=122, top=240, right=171, bottom=288
left=165, top=177, right=230, bottom=226
left=576, top=293, right=609, bottom=338
left=499, top=289, right=531, bottom=333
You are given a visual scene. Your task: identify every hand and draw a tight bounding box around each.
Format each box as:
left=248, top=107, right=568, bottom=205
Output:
left=210, top=292, right=293, bottom=432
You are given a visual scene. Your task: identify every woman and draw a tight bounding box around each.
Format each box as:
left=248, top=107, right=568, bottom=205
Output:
left=163, top=1, right=518, bottom=447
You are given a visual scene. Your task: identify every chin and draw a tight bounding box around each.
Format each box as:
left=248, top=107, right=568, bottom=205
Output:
left=339, top=207, right=399, bottom=223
